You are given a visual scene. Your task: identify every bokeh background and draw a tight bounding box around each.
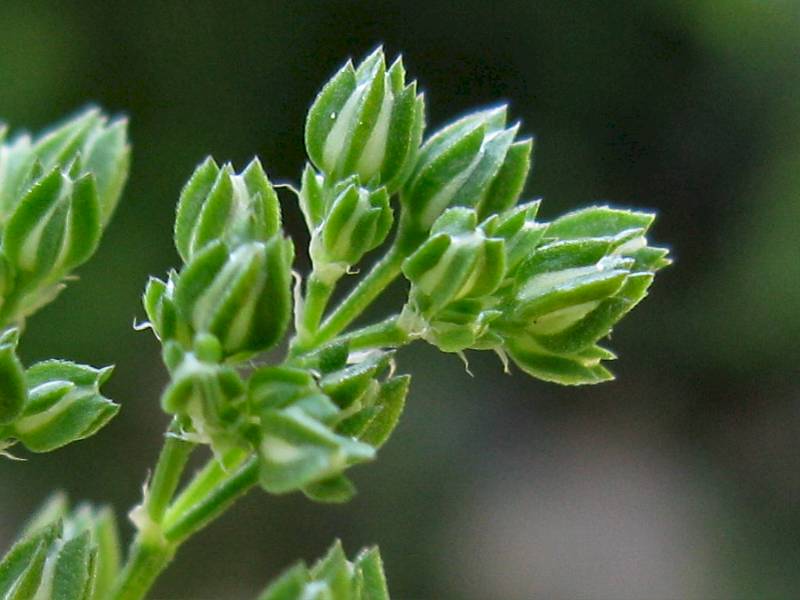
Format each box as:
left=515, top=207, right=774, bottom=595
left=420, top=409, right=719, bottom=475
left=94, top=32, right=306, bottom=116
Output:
left=1, top=1, right=799, bottom=598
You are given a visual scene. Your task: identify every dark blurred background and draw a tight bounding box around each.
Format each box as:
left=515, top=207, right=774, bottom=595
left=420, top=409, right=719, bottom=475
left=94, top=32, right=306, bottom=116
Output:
left=1, top=1, right=799, bottom=598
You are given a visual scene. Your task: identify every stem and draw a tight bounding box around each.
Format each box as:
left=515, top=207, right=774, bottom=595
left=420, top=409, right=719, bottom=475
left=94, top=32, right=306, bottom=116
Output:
left=164, top=457, right=259, bottom=544
left=303, top=246, right=405, bottom=350
left=295, top=272, right=335, bottom=347
left=110, top=454, right=258, bottom=600
left=164, top=447, right=249, bottom=527
left=144, top=421, right=195, bottom=524
left=110, top=422, right=195, bottom=600
left=341, top=315, right=410, bottom=350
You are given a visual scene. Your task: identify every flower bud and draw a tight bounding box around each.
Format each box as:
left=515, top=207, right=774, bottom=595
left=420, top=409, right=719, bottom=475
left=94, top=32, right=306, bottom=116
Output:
left=401, top=208, right=505, bottom=351
left=0, top=108, right=129, bottom=226
left=1, top=495, right=121, bottom=600
left=174, top=237, right=294, bottom=358
left=174, top=157, right=281, bottom=262
left=305, top=48, right=425, bottom=193
left=258, top=542, right=389, bottom=600
left=489, top=207, right=670, bottom=384
left=2, top=168, right=101, bottom=289
left=308, top=177, right=393, bottom=284
left=13, top=360, right=118, bottom=452
left=161, top=347, right=247, bottom=454
left=400, top=106, right=531, bottom=242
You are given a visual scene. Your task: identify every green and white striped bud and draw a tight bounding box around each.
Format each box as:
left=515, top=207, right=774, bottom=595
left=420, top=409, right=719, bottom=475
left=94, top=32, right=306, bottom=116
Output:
left=401, top=207, right=506, bottom=352
left=491, top=207, right=670, bottom=384
left=0, top=494, right=122, bottom=600
left=307, top=175, right=393, bottom=284
left=174, top=237, right=294, bottom=359
left=305, top=48, right=425, bottom=193
left=161, top=343, right=247, bottom=454
left=174, top=157, right=281, bottom=262
left=251, top=352, right=405, bottom=502
left=399, top=106, right=531, bottom=248
left=2, top=168, right=101, bottom=290
left=0, top=107, right=129, bottom=226
left=12, top=360, right=118, bottom=453
left=258, top=541, right=390, bottom=600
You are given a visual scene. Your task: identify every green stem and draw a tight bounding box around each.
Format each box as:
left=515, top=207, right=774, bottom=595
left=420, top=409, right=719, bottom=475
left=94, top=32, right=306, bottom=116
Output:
left=164, top=447, right=249, bottom=527
left=144, top=420, right=195, bottom=523
left=164, top=457, right=259, bottom=544
left=110, top=423, right=195, bottom=600
left=110, top=454, right=258, bottom=600
left=295, top=272, right=335, bottom=347
left=304, top=246, right=405, bottom=350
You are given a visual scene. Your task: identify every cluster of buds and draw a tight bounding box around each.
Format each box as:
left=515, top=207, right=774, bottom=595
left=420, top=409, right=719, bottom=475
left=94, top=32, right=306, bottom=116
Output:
left=146, top=155, right=409, bottom=490
left=0, top=108, right=129, bottom=327
left=145, top=158, right=294, bottom=360
left=400, top=204, right=669, bottom=384
left=0, top=493, right=121, bottom=599
left=0, top=327, right=119, bottom=455
left=258, top=541, right=389, bottom=600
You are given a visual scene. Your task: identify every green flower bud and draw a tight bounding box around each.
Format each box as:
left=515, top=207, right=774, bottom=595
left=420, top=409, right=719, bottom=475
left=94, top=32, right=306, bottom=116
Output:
left=401, top=207, right=505, bottom=351
left=400, top=106, right=531, bottom=241
left=308, top=176, right=393, bottom=284
left=174, top=237, right=294, bottom=358
left=490, top=207, right=670, bottom=384
left=258, top=542, right=390, bottom=600
left=2, top=168, right=101, bottom=289
left=13, top=360, right=118, bottom=453
left=0, top=107, right=129, bottom=226
left=174, top=157, right=281, bottom=262
left=161, top=344, right=247, bottom=454
left=305, top=48, right=425, bottom=193
left=1, top=494, right=121, bottom=600
left=0, top=328, right=25, bottom=427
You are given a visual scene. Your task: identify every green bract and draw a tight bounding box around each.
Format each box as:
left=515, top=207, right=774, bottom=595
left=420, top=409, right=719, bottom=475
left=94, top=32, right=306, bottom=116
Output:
left=305, top=48, right=424, bottom=194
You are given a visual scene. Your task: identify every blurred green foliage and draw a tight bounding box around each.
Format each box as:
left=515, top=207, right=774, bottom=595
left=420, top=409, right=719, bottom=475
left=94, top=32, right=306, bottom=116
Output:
left=1, top=1, right=798, bottom=598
